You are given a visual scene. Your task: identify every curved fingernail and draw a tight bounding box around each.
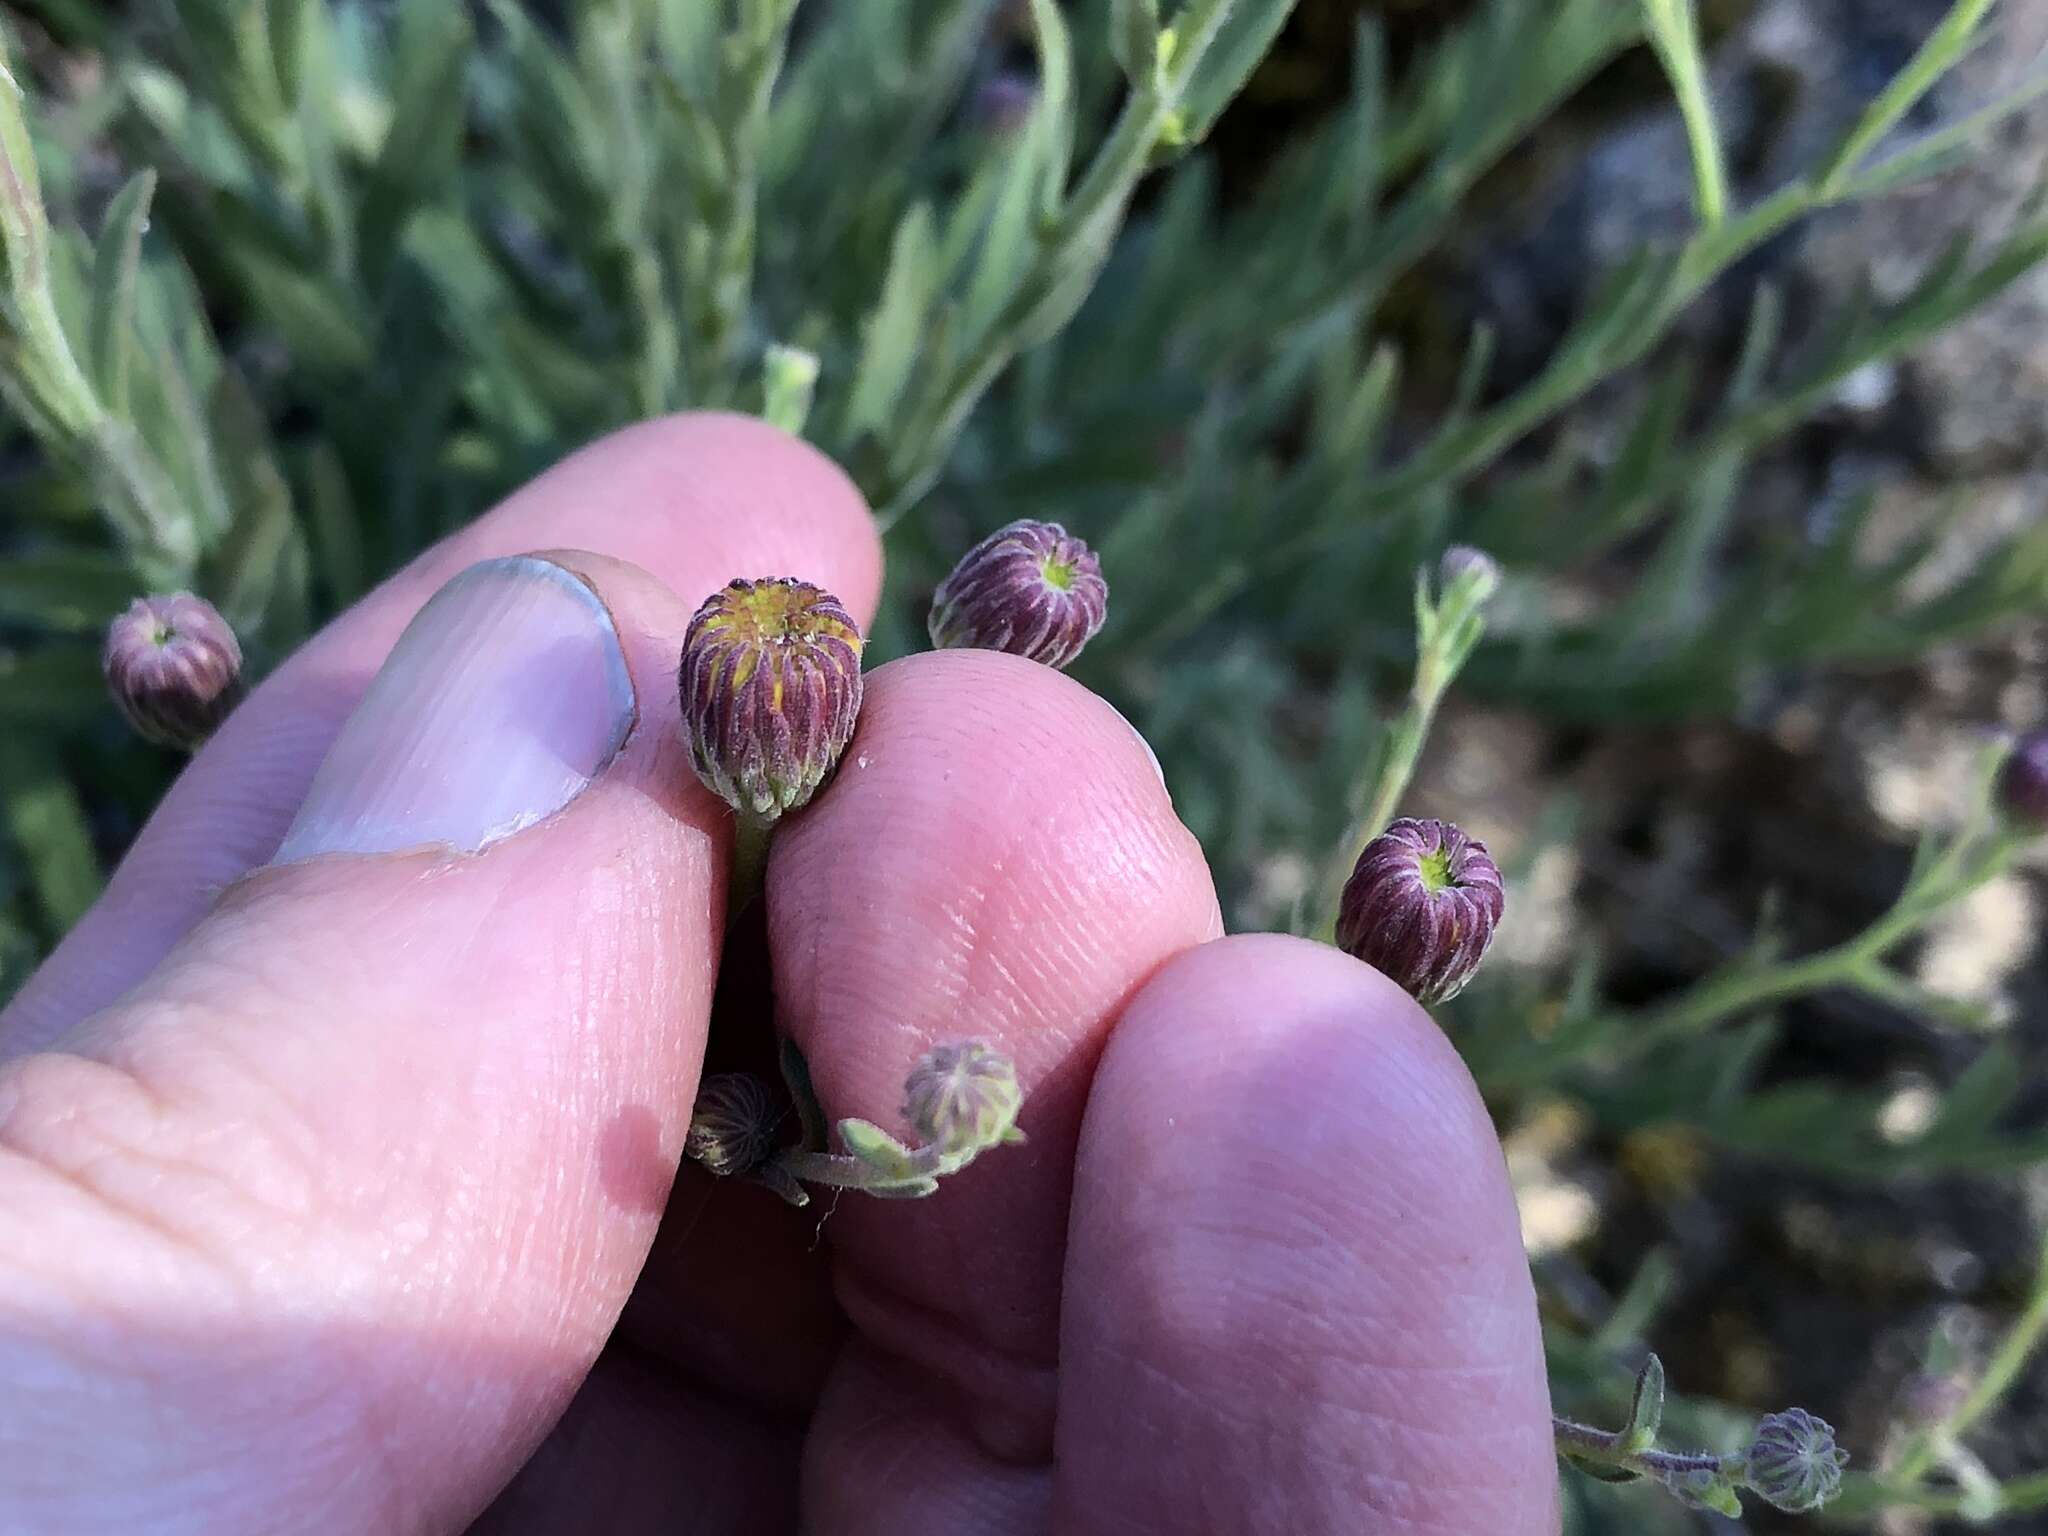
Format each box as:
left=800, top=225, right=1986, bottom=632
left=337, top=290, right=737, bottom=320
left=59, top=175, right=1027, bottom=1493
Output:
left=274, top=556, right=636, bottom=862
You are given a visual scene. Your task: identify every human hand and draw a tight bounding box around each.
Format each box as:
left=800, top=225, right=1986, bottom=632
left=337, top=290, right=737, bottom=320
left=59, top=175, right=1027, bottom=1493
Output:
left=0, top=415, right=1555, bottom=1534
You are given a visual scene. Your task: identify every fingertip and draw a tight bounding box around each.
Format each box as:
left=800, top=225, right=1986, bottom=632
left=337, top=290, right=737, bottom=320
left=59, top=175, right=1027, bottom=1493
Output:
left=529, top=412, right=886, bottom=620
left=1058, top=932, right=1556, bottom=1535
left=770, top=646, right=1220, bottom=1119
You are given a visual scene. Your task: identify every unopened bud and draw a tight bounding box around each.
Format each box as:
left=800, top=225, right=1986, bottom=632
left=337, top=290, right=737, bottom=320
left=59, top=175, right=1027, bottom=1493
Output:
left=102, top=592, right=244, bottom=750
left=685, top=1072, right=783, bottom=1177
left=1997, top=729, right=2048, bottom=828
left=928, top=519, right=1107, bottom=671
left=903, top=1040, right=1022, bottom=1153
left=973, top=73, right=1038, bottom=136
left=1336, top=817, right=1505, bottom=1006
left=679, top=578, right=864, bottom=820
left=1741, top=1407, right=1846, bottom=1513
left=1438, top=544, right=1501, bottom=604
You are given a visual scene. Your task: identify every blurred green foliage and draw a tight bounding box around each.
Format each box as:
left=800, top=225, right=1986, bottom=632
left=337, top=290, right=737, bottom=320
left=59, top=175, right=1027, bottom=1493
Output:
left=2, top=0, right=2047, bottom=1525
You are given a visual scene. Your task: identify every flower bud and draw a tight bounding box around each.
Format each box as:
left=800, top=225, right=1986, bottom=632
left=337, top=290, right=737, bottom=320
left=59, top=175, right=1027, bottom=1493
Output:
left=973, top=73, right=1038, bottom=136
left=679, top=578, right=864, bottom=820
left=928, top=519, right=1107, bottom=671
left=903, top=1040, right=1022, bottom=1153
left=1996, top=729, right=2048, bottom=828
left=1438, top=544, right=1501, bottom=604
left=1335, top=817, right=1505, bottom=1006
left=102, top=592, right=244, bottom=750
left=1741, top=1407, right=1847, bottom=1513
left=685, top=1072, right=783, bottom=1177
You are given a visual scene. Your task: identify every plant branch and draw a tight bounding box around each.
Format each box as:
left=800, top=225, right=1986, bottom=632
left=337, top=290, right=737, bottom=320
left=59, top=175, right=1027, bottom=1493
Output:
left=1640, top=0, right=1728, bottom=228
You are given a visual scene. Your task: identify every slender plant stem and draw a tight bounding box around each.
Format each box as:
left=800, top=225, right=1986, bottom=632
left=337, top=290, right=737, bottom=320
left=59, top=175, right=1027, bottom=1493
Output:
left=1553, top=1416, right=1731, bottom=1479
left=1864, top=1466, right=2048, bottom=1518
left=727, top=811, right=774, bottom=928
left=1640, top=0, right=1728, bottom=228
left=1315, top=636, right=1453, bottom=929
left=1611, top=827, right=2022, bottom=1056
left=1891, top=1234, right=2048, bottom=1485
left=1315, top=575, right=1488, bottom=936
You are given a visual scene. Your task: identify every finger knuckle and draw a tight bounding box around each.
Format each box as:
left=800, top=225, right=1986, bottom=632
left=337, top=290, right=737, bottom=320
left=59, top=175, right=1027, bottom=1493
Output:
left=0, top=1017, right=323, bottom=1282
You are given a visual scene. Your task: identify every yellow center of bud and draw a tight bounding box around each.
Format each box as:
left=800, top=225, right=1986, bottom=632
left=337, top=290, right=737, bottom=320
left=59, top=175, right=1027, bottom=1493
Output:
left=1418, top=846, right=1456, bottom=893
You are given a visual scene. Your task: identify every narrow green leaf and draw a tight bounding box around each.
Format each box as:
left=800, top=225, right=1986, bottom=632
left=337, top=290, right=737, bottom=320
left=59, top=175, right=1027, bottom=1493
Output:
left=1817, top=0, right=1996, bottom=194
left=231, top=246, right=373, bottom=373
left=844, top=202, right=937, bottom=441
left=301, top=440, right=364, bottom=606
left=0, top=746, right=101, bottom=932
left=1179, top=0, right=1303, bottom=146
left=837, top=1118, right=921, bottom=1181
left=203, top=368, right=301, bottom=633
left=85, top=169, right=155, bottom=419
left=0, top=646, right=106, bottom=727
left=1027, top=0, right=1076, bottom=218
left=0, top=552, right=136, bottom=634
left=1622, top=1354, right=1665, bottom=1450
left=360, top=0, right=473, bottom=275
left=1110, top=0, right=1161, bottom=85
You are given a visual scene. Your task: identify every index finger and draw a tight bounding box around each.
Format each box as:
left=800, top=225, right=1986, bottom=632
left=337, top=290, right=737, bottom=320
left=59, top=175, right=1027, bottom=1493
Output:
left=2, top=413, right=884, bottom=1054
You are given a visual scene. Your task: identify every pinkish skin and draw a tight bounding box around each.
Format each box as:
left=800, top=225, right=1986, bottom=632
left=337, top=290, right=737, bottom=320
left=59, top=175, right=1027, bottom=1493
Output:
left=102, top=592, right=245, bottom=750
left=928, top=519, right=1108, bottom=671
left=678, top=577, right=864, bottom=819
left=1335, top=816, right=1506, bottom=1006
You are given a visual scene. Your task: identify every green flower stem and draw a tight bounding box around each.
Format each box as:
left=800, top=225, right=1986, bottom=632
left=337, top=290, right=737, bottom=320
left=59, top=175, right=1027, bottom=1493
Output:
left=727, top=810, right=774, bottom=927
left=1552, top=1416, right=1733, bottom=1480
left=773, top=1143, right=951, bottom=1199
left=1315, top=570, right=1489, bottom=936
left=1890, top=1234, right=2048, bottom=1486
left=772, top=1120, right=1007, bottom=1200
left=1851, top=1466, right=2048, bottom=1520
left=1620, top=825, right=2024, bottom=1058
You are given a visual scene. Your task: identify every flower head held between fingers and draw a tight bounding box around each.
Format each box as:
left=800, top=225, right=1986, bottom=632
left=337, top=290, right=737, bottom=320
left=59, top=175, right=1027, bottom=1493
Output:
left=678, top=578, right=864, bottom=821
left=1336, top=817, right=1505, bottom=1005
left=928, top=519, right=1108, bottom=670
left=903, top=1040, right=1024, bottom=1155
left=102, top=592, right=244, bottom=751
left=684, top=1072, right=785, bottom=1178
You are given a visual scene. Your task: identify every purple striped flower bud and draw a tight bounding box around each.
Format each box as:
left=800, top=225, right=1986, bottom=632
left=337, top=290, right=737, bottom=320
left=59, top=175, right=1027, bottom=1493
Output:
left=928, top=519, right=1107, bottom=671
left=1741, top=1408, right=1846, bottom=1513
left=1997, top=729, right=2048, bottom=828
left=903, top=1040, right=1023, bottom=1154
left=1336, top=817, right=1505, bottom=1005
left=685, top=1072, right=783, bottom=1177
left=102, top=592, right=244, bottom=751
left=679, top=578, right=864, bottom=821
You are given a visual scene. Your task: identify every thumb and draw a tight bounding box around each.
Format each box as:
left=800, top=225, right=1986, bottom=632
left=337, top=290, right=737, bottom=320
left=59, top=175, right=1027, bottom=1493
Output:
left=0, top=554, right=722, bottom=1533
